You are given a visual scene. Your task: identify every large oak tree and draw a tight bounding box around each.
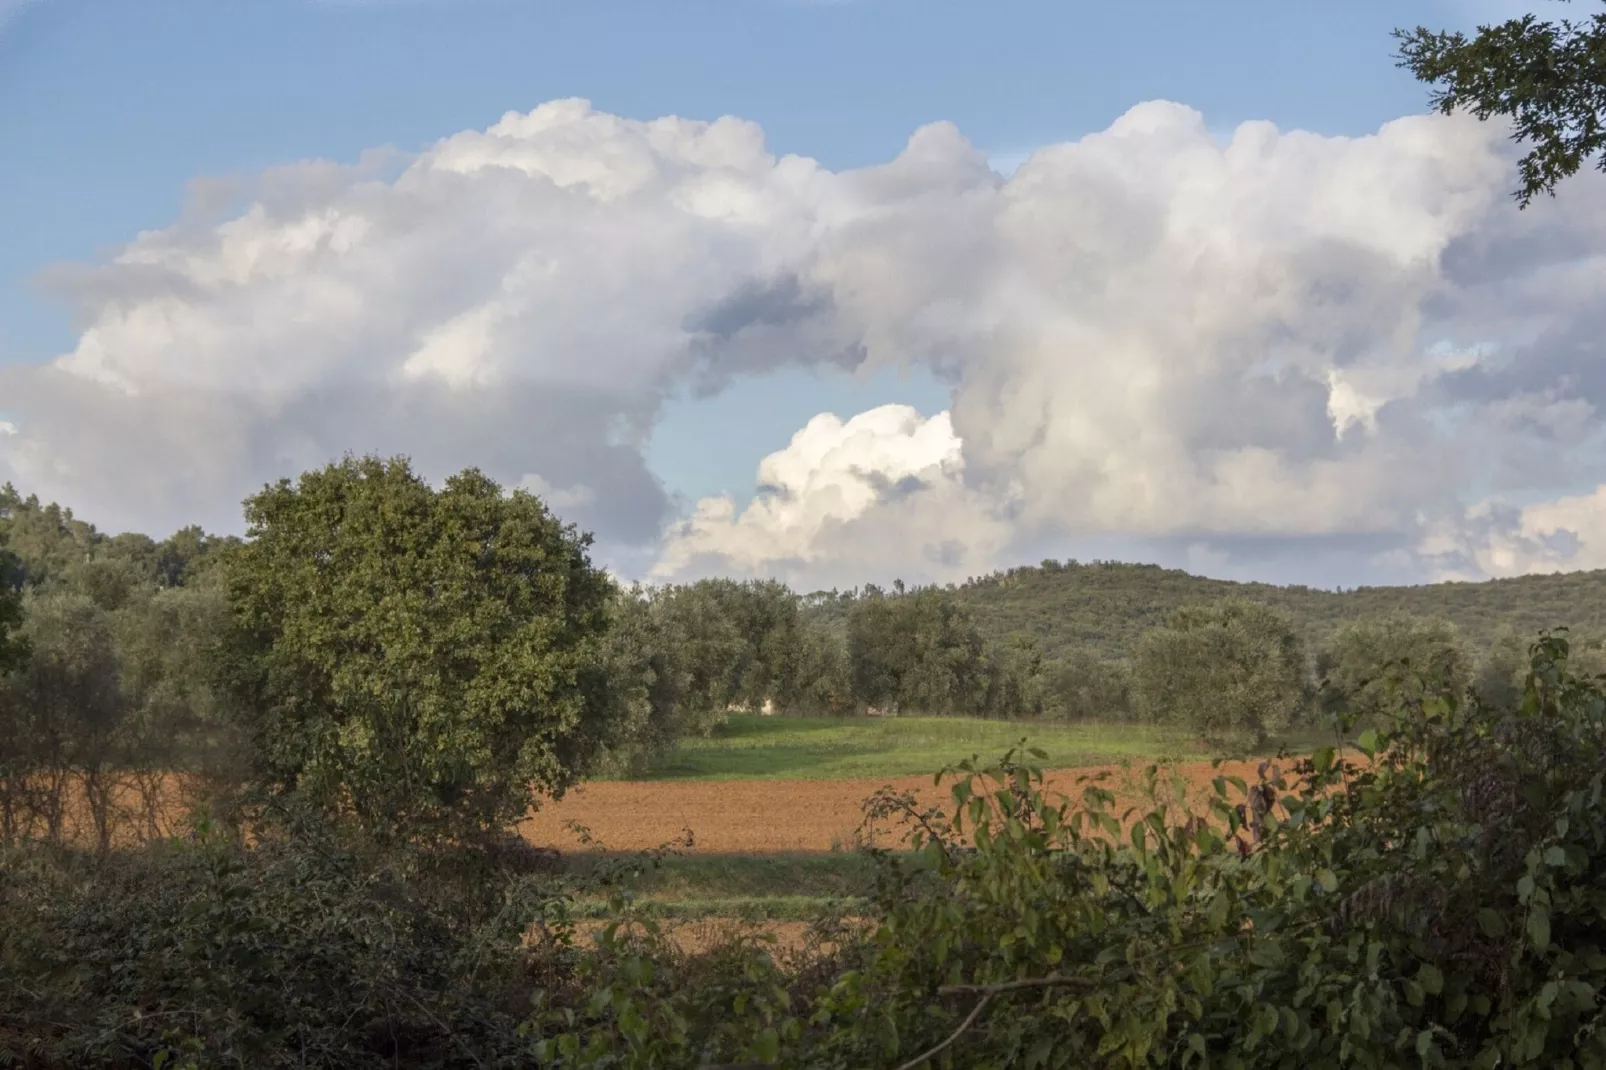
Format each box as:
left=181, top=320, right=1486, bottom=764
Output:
left=220, top=455, right=622, bottom=842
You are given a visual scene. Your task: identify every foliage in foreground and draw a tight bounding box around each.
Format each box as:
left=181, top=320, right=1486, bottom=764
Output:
left=539, top=632, right=1606, bottom=1068
left=0, top=816, right=548, bottom=1069
left=7, top=632, right=1606, bottom=1068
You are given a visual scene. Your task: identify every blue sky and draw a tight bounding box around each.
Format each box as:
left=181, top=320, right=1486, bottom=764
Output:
left=0, top=0, right=1489, bottom=504
left=6, top=0, right=1596, bottom=592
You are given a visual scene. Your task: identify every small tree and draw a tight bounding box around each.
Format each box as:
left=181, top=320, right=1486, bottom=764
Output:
left=1044, top=648, right=1133, bottom=722
left=649, top=578, right=787, bottom=718
left=847, top=586, right=991, bottom=715
left=1473, top=625, right=1530, bottom=713
left=114, top=584, right=236, bottom=837
left=1133, top=599, right=1309, bottom=750
left=786, top=617, right=854, bottom=714
left=979, top=634, right=1048, bottom=719
left=1318, top=612, right=1472, bottom=726
left=0, top=591, right=125, bottom=848
left=220, top=455, right=621, bottom=843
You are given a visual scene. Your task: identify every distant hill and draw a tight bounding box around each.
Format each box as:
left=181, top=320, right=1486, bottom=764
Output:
left=946, top=561, right=1606, bottom=663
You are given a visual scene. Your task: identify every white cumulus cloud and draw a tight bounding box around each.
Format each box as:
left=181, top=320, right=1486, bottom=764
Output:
left=4, top=96, right=1606, bottom=587
left=653, top=404, right=1011, bottom=587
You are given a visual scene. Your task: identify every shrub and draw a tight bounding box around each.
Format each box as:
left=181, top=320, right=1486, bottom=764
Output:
left=0, top=817, right=548, bottom=1069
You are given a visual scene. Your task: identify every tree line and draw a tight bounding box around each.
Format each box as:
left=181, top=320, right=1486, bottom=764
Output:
left=2, top=464, right=1589, bottom=844
left=948, top=557, right=1606, bottom=666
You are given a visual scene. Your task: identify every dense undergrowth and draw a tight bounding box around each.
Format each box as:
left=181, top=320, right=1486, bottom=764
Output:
left=6, top=632, right=1606, bottom=1068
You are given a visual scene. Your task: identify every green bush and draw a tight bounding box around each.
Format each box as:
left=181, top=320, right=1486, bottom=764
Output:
left=0, top=816, right=551, bottom=1069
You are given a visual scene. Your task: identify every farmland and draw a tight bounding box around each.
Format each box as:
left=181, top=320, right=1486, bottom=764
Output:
left=526, top=712, right=1318, bottom=928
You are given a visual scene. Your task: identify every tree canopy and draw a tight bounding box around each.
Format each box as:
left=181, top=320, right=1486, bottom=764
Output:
left=1397, top=2, right=1606, bottom=205
left=1133, top=599, right=1310, bottom=749
left=1317, top=611, right=1472, bottom=726
left=219, top=456, right=622, bottom=842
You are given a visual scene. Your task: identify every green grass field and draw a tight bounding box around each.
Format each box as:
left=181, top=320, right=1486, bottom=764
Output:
left=626, top=713, right=1204, bottom=781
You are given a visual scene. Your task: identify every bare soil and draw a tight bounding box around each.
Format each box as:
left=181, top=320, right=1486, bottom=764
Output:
left=517, top=758, right=1285, bottom=854
left=26, top=757, right=1298, bottom=854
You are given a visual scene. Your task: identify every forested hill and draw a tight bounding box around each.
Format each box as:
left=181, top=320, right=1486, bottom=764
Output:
left=948, top=560, right=1606, bottom=661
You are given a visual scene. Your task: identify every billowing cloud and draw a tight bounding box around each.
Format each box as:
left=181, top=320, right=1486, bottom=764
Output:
left=653, top=404, right=1011, bottom=588
left=4, top=96, right=1606, bottom=586
left=655, top=104, right=1606, bottom=585
left=3, top=100, right=849, bottom=541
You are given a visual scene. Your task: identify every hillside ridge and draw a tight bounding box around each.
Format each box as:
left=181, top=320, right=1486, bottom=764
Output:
left=943, top=559, right=1606, bottom=661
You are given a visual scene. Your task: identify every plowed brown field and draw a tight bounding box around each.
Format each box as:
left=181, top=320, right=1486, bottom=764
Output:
left=518, top=759, right=1283, bottom=853
left=22, top=759, right=1296, bottom=854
